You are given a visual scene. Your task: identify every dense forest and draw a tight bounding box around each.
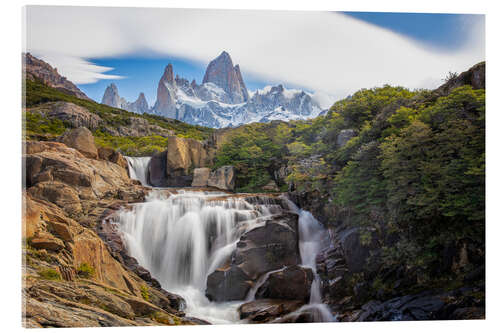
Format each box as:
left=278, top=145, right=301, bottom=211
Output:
left=214, top=64, right=485, bottom=299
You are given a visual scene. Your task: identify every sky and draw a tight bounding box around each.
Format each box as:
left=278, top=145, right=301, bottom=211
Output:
left=25, top=6, right=485, bottom=108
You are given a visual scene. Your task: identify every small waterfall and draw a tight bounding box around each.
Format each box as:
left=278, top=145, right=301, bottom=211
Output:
left=125, top=156, right=151, bottom=186
left=115, top=190, right=272, bottom=324
left=282, top=197, right=337, bottom=322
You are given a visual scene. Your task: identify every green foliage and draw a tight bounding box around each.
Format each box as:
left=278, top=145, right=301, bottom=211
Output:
left=24, top=111, right=68, bottom=138
left=76, top=263, right=95, bottom=279
left=94, top=131, right=169, bottom=156
left=329, top=85, right=416, bottom=128
left=214, top=122, right=285, bottom=192
left=38, top=268, right=61, bottom=281
left=140, top=285, right=150, bottom=302
left=24, top=79, right=213, bottom=155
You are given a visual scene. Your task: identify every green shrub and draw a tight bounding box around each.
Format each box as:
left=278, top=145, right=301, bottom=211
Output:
left=140, top=285, right=150, bottom=302
left=76, top=263, right=95, bottom=279
left=38, top=268, right=61, bottom=281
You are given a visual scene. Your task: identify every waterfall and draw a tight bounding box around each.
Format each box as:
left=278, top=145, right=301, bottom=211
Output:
left=125, top=156, right=151, bottom=186
left=113, top=189, right=334, bottom=324
left=281, top=198, right=337, bottom=322
left=115, top=190, right=268, bottom=324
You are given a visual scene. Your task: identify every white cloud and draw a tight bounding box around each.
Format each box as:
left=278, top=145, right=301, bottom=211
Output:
left=25, top=6, right=484, bottom=100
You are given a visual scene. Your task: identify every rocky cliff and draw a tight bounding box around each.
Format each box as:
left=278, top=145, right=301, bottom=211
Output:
left=202, top=51, right=249, bottom=104
left=23, top=53, right=90, bottom=100
left=101, top=83, right=150, bottom=114
left=23, top=130, right=208, bottom=327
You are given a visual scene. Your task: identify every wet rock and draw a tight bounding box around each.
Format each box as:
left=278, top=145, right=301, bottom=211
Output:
left=206, top=212, right=300, bottom=302
left=256, top=265, right=314, bottom=302
left=238, top=299, right=304, bottom=323
left=261, top=180, right=279, bottom=192
left=148, top=150, right=168, bottom=187
left=206, top=265, right=252, bottom=302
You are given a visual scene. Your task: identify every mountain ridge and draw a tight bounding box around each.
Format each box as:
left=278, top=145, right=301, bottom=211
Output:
left=101, top=51, right=325, bottom=128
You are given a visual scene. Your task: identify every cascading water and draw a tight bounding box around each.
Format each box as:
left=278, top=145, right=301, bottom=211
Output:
left=113, top=188, right=335, bottom=324
left=281, top=198, right=337, bottom=322
left=125, top=156, right=151, bottom=186
left=116, top=190, right=267, bottom=323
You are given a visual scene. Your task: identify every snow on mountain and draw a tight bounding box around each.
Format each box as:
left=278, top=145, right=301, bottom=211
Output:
left=101, top=51, right=328, bottom=128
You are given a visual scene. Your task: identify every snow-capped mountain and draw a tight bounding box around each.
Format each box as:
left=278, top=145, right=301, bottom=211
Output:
left=101, top=51, right=326, bottom=128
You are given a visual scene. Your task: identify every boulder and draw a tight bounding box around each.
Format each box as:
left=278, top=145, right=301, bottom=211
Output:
left=206, top=212, right=300, bottom=301
left=206, top=265, right=252, bottom=302
left=46, top=102, right=102, bottom=129
left=30, top=234, right=65, bottom=251
left=166, top=137, right=208, bottom=186
left=98, top=147, right=128, bottom=169
left=256, top=265, right=314, bottom=302
left=191, top=168, right=210, bottom=187
left=338, top=227, right=377, bottom=273
left=57, top=127, right=98, bottom=159
left=336, top=129, right=357, bottom=148
left=208, top=166, right=235, bottom=191
left=238, top=299, right=304, bottom=323
left=148, top=150, right=168, bottom=187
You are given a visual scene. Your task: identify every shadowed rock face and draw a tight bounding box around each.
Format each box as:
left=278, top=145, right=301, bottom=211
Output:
left=206, top=211, right=300, bottom=302
left=256, top=265, right=314, bottom=302
left=153, top=64, right=177, bottom=118
left=202, top=51, right=249, bottom=104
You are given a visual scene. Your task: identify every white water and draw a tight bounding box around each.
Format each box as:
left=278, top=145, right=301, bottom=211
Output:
left=283, top=198, right=337, bottom=322
left=125, top=156, right=151, bottom=186
left=116, top=190, right=267, bottom=324
left=114, top=189, right=335, bottom=324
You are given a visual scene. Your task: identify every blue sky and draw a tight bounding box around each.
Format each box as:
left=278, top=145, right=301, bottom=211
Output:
left=29, top=7, right=483, bottom=105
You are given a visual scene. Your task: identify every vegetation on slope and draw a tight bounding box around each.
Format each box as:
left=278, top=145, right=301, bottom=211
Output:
left=214, top=77, right=485, bottom=295
left=23, top=79, right=214, bottom=155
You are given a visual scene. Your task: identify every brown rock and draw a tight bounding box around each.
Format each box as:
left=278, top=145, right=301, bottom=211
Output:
left=30, top=235, right=65, bottom=251
left=191, top=168, right=210, bottom=187
left=207, top=165, right=235, bottom=191
left=166, top=137, right=208, bottom=186
left=238, top=299, right=304, bottom=323
left=261, top=180, right=279, bottom=192
left=98, top=147, right=128, bottom=169
left=23, top=53, right=90, bottom=100
left=45, top=102, right=102, bottom=129
left=28, top=181, right=82, bottom=216
left=57, top=127, right=98, bottom=159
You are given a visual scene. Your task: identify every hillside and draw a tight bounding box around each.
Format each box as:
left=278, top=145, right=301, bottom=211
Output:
left=23, top=78, right=214, bottom=156
left=212, top=62, right=485, bottom=319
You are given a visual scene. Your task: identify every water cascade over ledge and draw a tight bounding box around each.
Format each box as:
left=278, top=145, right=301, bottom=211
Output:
left=113, top=188, right=335, bottom=323
left=124, top=156, right=151, bottom=186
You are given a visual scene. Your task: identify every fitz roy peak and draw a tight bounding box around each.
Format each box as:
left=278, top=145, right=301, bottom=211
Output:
left=101, top=51, right=324, bottom=128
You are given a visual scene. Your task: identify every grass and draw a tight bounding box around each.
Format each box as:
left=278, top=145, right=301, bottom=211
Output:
left=23, top=78, right=215, bottom=156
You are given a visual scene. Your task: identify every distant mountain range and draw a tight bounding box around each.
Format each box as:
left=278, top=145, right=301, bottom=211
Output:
left=101, top=51, right=326, bottom=128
